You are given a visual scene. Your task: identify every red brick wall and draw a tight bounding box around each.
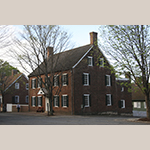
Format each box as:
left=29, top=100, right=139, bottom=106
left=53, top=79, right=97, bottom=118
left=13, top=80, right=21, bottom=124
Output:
left=4, top=74, right=29, bottom=105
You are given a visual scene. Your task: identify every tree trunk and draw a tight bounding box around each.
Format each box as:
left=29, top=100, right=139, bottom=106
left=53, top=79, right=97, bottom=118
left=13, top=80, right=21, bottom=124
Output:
left=145, top=93, right=150, bottom=119
left=47, top=94, right=53, bottom=116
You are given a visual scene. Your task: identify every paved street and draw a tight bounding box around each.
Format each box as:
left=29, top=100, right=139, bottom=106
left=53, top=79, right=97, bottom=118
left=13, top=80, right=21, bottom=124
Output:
left=0, top=112, right=149, bottom=125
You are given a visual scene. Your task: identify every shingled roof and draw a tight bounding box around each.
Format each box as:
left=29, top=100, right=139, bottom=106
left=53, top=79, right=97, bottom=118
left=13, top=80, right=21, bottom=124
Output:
left=29, top=44, right=92, bottom=77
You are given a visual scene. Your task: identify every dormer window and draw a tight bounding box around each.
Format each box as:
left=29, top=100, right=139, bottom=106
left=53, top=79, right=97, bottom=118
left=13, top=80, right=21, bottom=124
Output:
left=88, top=56, right=93, bottom=66
left=99, top=58, right=104, bottom=67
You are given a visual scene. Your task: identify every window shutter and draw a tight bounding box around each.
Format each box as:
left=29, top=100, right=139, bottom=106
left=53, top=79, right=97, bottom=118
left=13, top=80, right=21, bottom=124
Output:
left=35, top=97, right=37, bottom=106
left=66, top=74, right=68, bottom=85
left=87, top=57, right=89, bottom=65
left=58, top=96, right=59, bottom=107
left=110, top=76, right=112, bottom=86
left=105, top=75, right=107, bottom=86
left=12, top=96, right=15, bottom=103
left=82, top=74, right=84, bottom=85
left=83, top=95, right=85, bottom=107
left=31, top=97, right=33, bottom=106
left=118, top=101, right=121, bottom=108
left=41, top=97, right=42, bottom=106
left=111, top=95, right=113, bottom=106
left=31, top=80, right=33, bottom=88
left=89, top=95, right=91, bottom=107
left=53, top=76, right=55, bottom=86
left=61, top=96, right=63, bottom=107
left=67, top=95, right=69, bottom=107
left=105, top=95, right=107, bottom=105
left=89, top=74, right=90, bottom=85
left=61, top=75, right=63, bottom=86
left=58, top=75, right=59, bottom=86
left=35, top=79, right=37, bottom=88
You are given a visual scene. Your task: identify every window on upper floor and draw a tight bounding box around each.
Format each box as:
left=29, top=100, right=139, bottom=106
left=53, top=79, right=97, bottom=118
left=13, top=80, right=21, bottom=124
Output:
left=26, top=83, right=29, bottom=90
left=88, top=56, right=93, bottom=66
left=83, top=94, right=91, bottom=107
left=99, top=58, right=104, bottom=67
left=15, top=83, right=19, bottom=89
left=54, top=75, right=59, bottom=87
left=106, top=94, right=112, bottom=106
left=61, top=95, right=68, bottom=107
left=62, top=74, right=68, bottom=86
left=31, top=79, right=36, bottom=89
left=105, top=75, right=111, bottom=86
left=121, top=87, right=124, bottom=92
left=54, top=95, right=59, bottom=107
left=83, top=73, right=90, bottom=86
left=38, top=78, right=42, bottom=88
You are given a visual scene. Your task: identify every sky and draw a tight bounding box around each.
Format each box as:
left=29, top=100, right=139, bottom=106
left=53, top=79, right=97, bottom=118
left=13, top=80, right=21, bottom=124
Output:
left=1, top=25, right=101, bottom=76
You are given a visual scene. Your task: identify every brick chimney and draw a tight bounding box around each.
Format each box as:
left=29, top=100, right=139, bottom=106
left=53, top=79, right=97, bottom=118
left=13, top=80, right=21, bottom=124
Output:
left=90, top=32, right=98, bottom=46
left=12, top=70, right=18, bottom=76
left=47, top=47, right=53, bottom=58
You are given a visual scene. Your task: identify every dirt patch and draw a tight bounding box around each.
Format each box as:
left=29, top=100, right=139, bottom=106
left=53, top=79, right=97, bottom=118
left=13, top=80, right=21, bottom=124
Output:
left=138, top=118, right=150, bottom=122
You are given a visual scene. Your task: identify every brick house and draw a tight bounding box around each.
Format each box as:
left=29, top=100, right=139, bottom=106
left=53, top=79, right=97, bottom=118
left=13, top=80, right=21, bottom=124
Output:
left=28, top=32, right=132, bottom=115
left=3, top=70, right=29, bottom=111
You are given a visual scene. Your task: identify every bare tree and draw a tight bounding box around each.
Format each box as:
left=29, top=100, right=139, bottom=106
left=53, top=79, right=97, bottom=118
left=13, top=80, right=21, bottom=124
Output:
left=99, top=25, right=150, bottom=119
left=12, top=25, right=71, bottom=115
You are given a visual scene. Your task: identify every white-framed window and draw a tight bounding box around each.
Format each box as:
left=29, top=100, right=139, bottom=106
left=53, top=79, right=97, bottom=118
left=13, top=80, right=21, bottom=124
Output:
left=31, top=79, right=36, bottom=89
left=37, top=96, right=42, bottom=107
left=38, top=78, right=42, bottom=88
left=32, top=96, right=36, bottom=107
left=0, top=97, right=2, bottom=104
left=15, top=95, right=19, bottom=103
left=54, top=95, right=59, bottom=107
left=106, top=94, right=112, bottom=106
left=144, top=102, right=146, bottom=109
left=83, top=73, right=90, bottom=86
left=137, top=102, right=141, bottom=108
left=62, top=95, right=68, bottom=107
left=133, top=102, right=137, bottom=108
left=26, top=83, right=29, bottom=90
left=83, top=94, right=90, bottom=107
left=105, top=75, right=111, bottom=86
left=88, top=56, right=93, bottom=66
left=15, top=83, right=19, bottom=89
left=25, top=95, right=29, bottom=103
left=99, top=58, right=104, bottom=67
left=62, top=74, right=68, bottom=86
left=54, top=75, right=59, bottom=86
left=121, top=87, right=124, bottom=92
left=120, top=100, right=125, bottom=108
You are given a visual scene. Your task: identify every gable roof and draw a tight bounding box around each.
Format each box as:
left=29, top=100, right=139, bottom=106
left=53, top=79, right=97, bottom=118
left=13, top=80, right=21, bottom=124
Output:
left=29, top=44, right=93, bottom=77
left=4, top=73, right=23, bottom=92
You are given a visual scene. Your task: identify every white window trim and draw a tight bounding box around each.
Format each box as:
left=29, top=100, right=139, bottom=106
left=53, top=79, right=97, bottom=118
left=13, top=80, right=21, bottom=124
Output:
left=32, top=96, right=36, bottom=107
left=137, top=102, right=141, bottom=108
left=133, top=102, right=137, bottom=108
left=84, top=94, right=90, bottom=107
left=100, top=58, right=104, bottom=67
left=121, top=100, right=125, bottom=108
left=121, top=87, right=124, bottom=92
left=38, top=96, right=42, bottom=107
left=106, top=75, right=111, bottom=86
left=88, top=56, right=93, bottom=66
left=106, top=94, right=111, bottom=106
left=144, top=102, right=146, bottom=109
left=62, top=95, right=67, bottom=107
left=32, top=79, right=36, bottom=89
left=37, top=78, right=42, bottom=88
left=25, top=95, right=29, bottom=103
left=83, top=73, right=89, bottom=86
left=54, top=75, right=59, bottom=87
left=26, top=83, right=29, bottom=90
left=15, top=95, right=19, bottom=103
left=54, top=95, right=59, bottom=107
left=15, top=83, right=19, bottom=89
left=62, top=74, right=68, bottom=86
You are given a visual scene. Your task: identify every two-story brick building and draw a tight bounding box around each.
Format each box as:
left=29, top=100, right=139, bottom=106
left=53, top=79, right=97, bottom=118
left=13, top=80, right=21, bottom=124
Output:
left=28, top=32, right=132, bottom=115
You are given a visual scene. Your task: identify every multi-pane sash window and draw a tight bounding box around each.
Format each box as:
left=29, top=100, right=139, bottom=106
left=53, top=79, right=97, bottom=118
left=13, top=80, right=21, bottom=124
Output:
left=54, top=75, right=59, bottom=86
left=25, top=95, right=29, bottom=103
left=38, top=78, right=42, bottom=88
left=26, top=83, right=29, bottom=90
left=31, top=79, right=36, bottom=89
left=99, top=58, right=104, bottom=67
left=37, top=96, right=42, bottom=107
left=83, top=73, right=90, bottom=86
left=15, top=83, right=19, bottom=89
left=106, top=94, right=112, bottom=106
left=105, top=75, right=111, bottom=86
left=83, top=94, right=91, bottom=107
left=62, top=95, right=68, bottom=107
left=144, top=102, right=146, bottom=108
left=54, top=95, right=59, bottom=107
left=62, top=74, right=68, bottom=86
left=32, top=96, right=36, bottom=107
left=15, top=95, right=19, bottom=103
left=88, top=56, right=93, bottom=66
left=137, top=102, right=141, bottom=108
left=119, top=100, right=125, bottom=108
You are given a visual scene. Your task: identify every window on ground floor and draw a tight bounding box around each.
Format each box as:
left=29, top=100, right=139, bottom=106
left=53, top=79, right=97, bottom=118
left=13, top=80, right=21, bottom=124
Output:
left=119, top=100, right=125, bottom=108
left=31, top=96, right=36, bottom=107
left=106, top=94, right=112, bottom=106
left=61, top=95, right=68, bottom=107
left=54, top=95, right=59, bottom=107
left=37, top=96, right=42, bottom=107
left=83, top=94, right=91, bottom=107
